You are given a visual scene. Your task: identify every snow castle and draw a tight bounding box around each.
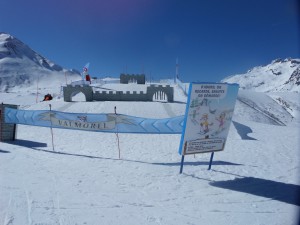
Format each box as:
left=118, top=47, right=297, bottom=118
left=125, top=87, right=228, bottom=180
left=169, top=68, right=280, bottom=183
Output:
left=63, top=84, right=174, bottom=102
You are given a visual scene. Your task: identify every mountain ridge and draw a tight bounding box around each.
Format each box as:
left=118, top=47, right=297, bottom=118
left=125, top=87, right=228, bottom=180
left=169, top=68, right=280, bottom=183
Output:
left=222, top=58, right=300, bottom=92
left=0, top=32, right=80, bottom=91
left=1, top=32, right=299, bottom=93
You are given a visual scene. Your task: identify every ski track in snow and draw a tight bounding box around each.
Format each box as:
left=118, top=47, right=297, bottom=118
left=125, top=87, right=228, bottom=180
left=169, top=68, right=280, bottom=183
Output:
left=237, top=97, right=285, bottom=126
left=162, top=103, right=177, bottom=117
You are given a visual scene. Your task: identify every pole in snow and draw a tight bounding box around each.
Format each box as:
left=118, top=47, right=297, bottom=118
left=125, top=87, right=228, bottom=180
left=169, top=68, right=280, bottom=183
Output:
left=36, top=75, right=39, bottom=103
left=179, top=155, right=185, bottom=174
left=114, top=106, right=121, bottom=159
left=208, top=152, right=214, bottom=170
left=49, top=104, right=55, bottom=152
left=64, top=72, right=68, bottom=85
left=175, top=58, right=179, bottom=84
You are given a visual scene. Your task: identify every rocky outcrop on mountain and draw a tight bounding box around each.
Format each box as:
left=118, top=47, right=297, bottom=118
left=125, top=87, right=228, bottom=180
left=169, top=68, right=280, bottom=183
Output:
left=222, top=58, right=300, bottom=92
left=0, top=32, right=80, bottom=91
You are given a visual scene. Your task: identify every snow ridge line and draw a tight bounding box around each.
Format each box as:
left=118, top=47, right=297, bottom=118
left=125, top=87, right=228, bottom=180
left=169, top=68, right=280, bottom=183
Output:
left=271, top=97, right=297, bottom=120
left=237, top=97, right=286, bottom=126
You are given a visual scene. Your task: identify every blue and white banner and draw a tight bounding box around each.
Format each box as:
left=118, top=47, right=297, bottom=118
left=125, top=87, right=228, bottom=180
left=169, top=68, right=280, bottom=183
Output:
left=179, top=82, right=239, bottom=155
left=5, top=108, right=184, bottom=134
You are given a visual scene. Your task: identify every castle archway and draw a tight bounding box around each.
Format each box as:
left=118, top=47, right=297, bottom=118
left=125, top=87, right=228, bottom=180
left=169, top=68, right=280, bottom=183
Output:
left=71, top=91, right=87, bottom=102
left=152, top=91, right=168, bottom=102
left=146, top=85, right=173, bottom=102
left=63, top=85, right=93, bottom=102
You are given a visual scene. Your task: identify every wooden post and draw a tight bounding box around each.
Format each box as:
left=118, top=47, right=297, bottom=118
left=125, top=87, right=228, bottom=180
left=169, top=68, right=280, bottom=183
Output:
left=49, top=104, right=55, bottom=151
left=114, top=106, right=121, bottom=159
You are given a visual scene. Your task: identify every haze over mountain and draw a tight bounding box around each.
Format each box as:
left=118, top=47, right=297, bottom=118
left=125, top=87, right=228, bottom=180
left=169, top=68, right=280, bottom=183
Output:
left=0, top=32, right=80, bottom=92
left=222, top=58, right=300, bottom=92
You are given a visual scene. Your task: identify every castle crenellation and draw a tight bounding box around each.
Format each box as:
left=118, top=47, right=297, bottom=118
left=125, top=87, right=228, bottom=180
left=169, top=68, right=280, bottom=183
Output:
left=63, top=84, right=173, bottom=102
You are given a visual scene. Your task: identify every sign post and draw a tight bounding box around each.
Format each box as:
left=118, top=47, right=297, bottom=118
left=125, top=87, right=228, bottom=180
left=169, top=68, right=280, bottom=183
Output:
left=179, top=155, right=185, bottom=174
left=208, top=152, right=214, bottom=170
left=179, top=82, right=239, bottom=173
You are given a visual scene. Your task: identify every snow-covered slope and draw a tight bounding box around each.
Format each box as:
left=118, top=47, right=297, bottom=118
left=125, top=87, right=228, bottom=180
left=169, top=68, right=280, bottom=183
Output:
left=0, top=84, right=300, bottom=225
left=0, top=83, right=299, bottom=225
left=234, top=90, right=300, bottom=125
left=0, top=32, right=81, bottom=92
left=0, top=35, right=299, bottom=224
left=222, top=58, right=300, bottom=92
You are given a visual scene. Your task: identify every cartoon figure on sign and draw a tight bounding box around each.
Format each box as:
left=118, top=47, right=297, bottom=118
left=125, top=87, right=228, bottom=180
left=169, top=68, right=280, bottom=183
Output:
left=200, top=113, right=213, bottom=134
left=190, top=98, right=199, bottom=108
left=216, top=112, right=226, bottom=132
left=189, top=106, right=200, bottom=125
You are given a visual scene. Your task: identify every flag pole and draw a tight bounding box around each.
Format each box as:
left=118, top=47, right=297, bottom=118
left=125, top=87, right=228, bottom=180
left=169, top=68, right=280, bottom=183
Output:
left=36, top=74, right=39, bottom=103
left=64, top=71, right=68, bottom=85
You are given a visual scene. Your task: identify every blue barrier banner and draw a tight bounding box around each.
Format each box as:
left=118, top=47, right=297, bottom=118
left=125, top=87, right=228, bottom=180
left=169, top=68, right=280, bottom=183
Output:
left=5, top=108, right=184, bottom=134
left=179, top=82, right=239, bottom=155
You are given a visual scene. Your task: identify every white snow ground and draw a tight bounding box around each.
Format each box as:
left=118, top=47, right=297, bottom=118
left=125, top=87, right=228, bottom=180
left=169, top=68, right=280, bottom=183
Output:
left=0, top=83, right=300, bottom=225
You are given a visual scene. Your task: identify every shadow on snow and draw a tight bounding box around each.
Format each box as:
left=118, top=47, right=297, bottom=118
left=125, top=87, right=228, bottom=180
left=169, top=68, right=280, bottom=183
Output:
left=6, top=139, right=47, bottom=148
left=232, top=120, right=257, bottom=140
left=210, top=177, right=300, bottom=206
left=152, top=161, right=243, bottom=166
left=0, top=149, right=10, bottom=153
left=5, top=140, right=242, bottom=169
left=29, top=147, right=242, bottom=168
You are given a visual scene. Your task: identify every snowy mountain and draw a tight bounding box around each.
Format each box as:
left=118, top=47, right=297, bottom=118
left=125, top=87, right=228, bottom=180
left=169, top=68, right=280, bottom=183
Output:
left=222, top=58, right=300, bottom=92
left=0, top=32, right=81, bottom=92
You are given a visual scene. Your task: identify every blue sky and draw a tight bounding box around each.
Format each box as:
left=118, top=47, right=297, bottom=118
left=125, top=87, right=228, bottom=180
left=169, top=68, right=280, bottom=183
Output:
left=0, top=0, right=299, bottom=82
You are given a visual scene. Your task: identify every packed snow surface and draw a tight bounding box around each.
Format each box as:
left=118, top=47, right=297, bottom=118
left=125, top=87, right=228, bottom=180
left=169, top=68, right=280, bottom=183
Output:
left=0, top=82, right=299, bottom=225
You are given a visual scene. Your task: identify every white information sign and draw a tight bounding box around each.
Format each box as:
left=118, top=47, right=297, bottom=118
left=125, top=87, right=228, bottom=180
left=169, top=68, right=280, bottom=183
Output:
left=179, top=83, right=239, bottom=155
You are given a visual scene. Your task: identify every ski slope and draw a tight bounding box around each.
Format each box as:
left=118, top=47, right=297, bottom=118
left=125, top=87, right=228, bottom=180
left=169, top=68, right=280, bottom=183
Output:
left=0, top=83, right=299, bottom=225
